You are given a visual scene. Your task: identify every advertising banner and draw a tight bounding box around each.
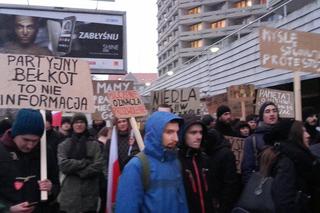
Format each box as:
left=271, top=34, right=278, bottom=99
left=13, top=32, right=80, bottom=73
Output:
left=92, top=80, right=133, bottom=125
left=107, top=90, right=147, bottom=118
left=227, top=84, right=255, bottom=102
left=151, top=88, right=201, bottom=116
left=0, top=53, right=94, bottom=113
left=0, top=5, right=127, bottom=74
left=259, top=27, right=320, bottom=73
left=255, top=88, right=294, bottom=118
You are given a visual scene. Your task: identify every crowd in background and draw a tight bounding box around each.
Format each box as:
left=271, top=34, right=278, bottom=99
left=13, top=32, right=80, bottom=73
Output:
left=0, top=102, right=319, bottom=213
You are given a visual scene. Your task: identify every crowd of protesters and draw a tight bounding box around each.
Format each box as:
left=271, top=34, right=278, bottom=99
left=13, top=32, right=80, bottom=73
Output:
left=0, top=102, right=319, bottom=213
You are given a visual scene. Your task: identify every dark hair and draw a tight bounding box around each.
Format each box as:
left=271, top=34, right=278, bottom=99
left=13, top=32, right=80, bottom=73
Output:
left=288, top=121, right=305, bottom=147
left=259, top=146, right=280, bottom=177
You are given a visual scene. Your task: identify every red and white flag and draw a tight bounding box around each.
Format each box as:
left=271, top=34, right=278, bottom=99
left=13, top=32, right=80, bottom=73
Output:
left=106, top=126, right=120, bottom=213
left=51, top=111, right=62, bottom=127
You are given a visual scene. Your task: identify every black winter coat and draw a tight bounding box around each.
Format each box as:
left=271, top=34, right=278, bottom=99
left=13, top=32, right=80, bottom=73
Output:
left=206, top=129, right=240, bottom=213
left=0, top=131, right=60, bottom=212
left=179, top=148, right=214, bottom=213
left=271, top=142, right=320, bottom=213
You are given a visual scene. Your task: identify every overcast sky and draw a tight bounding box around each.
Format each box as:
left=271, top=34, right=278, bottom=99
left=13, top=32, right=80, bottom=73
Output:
left=0, top=0, right=158, bottom=74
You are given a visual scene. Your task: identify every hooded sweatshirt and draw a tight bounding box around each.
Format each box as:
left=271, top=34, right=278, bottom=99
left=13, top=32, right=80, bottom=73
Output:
left=115, top=112, right=188, bottom=213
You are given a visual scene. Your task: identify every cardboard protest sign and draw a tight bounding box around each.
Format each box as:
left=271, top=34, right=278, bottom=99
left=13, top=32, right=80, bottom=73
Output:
left=225, top=136, right=245, bottom=173
left=106, top=90, right=147, bottom=118
left=227, top=84, right=255, bottom=102
left=92, top=80, right=133, bottom=125
left=259, top=27, right=320, bottom=73
left=151, top=88, right=201, bottom=115
left=206, top=93, right=254, bottom=119
left=0, top=54, right=94, bottom=113
left=255, top=88, right=294, bottom=118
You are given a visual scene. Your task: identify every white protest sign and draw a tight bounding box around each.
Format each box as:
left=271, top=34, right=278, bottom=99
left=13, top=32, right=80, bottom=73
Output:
left=151, top=88, right=201, bottom=115
left=0, top=54, right=94, bottom=113
left=92, top=80, right=133, bottom=125
left=255, top=88, right=295, bottom=118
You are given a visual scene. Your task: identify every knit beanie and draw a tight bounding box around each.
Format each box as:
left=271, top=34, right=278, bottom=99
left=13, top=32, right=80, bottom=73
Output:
left=61, top=117, right=71, bottom=125
left=216, top=105, right=231, bottom=118
left=71, top=113, right=88, bottom=127
left=302, top=107, right=316, bottom=122
left=246, top=114, right=257, bottom=122
left=202, top=114, right=214, bottom=126
left=258, top=101, right=278, bottom=121
left=11, top=109, right=44, bottom=138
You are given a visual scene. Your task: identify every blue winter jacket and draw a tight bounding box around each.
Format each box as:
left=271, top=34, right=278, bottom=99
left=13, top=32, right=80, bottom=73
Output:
left=115, top=112, right=189, bottom=213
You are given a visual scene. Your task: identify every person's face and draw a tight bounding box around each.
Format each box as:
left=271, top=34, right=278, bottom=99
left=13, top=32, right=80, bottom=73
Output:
left=263, top=105, right=278, bottom=125
left=162, top=122, right=179, bottom=149
left=61, top=122, right=71, bottom=131
left=13, top=134, right=40, bottom=153
left=72, top=120, right=86, bottom=134
left=240, top=127, right=250, bottom=137
left=117, top=119, right=129, bottom=132
left=14, top=16, right=38, bottom=46
left=302, top=127, right=310, bottom=147
left=247, top=120, right=257, bottom=130
left=219, top=112, right=232, bottom=124
left=185, top=124, right=203, bottom=149
left=306, top=115, right=317, bottom=126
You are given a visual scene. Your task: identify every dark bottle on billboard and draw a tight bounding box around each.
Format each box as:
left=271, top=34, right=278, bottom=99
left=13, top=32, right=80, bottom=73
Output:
left=57, top=16, right=76, bottom=55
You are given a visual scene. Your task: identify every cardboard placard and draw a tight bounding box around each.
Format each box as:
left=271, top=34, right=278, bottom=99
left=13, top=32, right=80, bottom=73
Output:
left=92, top=80, right=133, bottom=124
left=151, top=88, right=201, bottom=115
left=225, top=136, right=245, bottom=174
left=106, top=90, right=147, bottom=118
left=259, top=27, right=320, bottom=73
left=227, top=84, right=255, bottom=102
left=0, top=54, right=94, bottom=112
left=255, top=88, right=294, bottom=118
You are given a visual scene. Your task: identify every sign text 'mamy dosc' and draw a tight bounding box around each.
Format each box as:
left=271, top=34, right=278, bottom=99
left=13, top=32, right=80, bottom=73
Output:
left=0, top=54, right=94, bottom=112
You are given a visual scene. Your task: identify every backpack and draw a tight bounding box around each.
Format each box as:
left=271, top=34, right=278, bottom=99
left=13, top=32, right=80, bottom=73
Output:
left=135, top=152, right=151, bottom=191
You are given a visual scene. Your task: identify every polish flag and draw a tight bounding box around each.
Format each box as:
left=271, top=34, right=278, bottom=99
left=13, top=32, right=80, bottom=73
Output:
left=106, top=126, right=120, bottom=213
left=52, top=111, right=62, bottom=127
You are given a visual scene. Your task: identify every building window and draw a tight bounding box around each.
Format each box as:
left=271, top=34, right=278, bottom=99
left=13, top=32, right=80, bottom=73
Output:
left=211, top=19, right=226, bottom=29
left=188, top=6, right=201, bottom=15
left=190, top=39, right=202, bottom=48
left=234, top=0, right=252, bottom=8
left=190, top=23, right=202, bottom=31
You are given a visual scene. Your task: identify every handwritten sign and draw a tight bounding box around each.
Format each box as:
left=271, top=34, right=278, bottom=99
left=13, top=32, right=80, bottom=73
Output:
left=106, top=90, right=147, bottom=118
left=225, top=136, right=245, bottom=173
left=0, top=54, right=94, bottom=112
left=260, top=27, right=320, bottom=73
left=255, top=88, right=294, bottom=118
left=227, top=84, right=255, bottom=102
left=151, top=88, right=201, bottom=115
left=92, top=80, right=133, bottom=123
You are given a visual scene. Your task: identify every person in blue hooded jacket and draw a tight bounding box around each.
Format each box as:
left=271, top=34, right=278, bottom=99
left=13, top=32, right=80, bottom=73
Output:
left=115, top=111, right=189, bottom=213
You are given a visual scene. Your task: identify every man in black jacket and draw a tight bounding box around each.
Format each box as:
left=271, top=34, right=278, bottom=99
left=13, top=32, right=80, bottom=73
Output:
left=179, top=116, right=214, bottom=213
left=0, top=109, right=60, bottom=213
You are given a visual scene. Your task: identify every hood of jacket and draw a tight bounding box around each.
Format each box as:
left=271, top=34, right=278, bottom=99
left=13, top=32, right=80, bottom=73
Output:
left=144, top=111, right=183, bottom=161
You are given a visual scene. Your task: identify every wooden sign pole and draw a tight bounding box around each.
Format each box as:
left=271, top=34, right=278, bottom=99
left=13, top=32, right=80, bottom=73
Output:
left=129, top=117, right=145, bottom=151
left=40, top=110, right=48, bottom=201
left=241, top=101, right=246, bottom=121
left=294, top=72, right=302, bottom=121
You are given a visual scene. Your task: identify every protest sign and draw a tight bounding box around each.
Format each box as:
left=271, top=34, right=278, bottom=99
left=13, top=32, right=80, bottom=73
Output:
left=151, top=88, right=201, bottom=115
left=225, top=136, right=245, bottom=173
left=259, top=27, right=320, bottom=73
left=227, top=84, right=255, bottom=102
left=92, top=80, right=133, bottom=126
left=0, top=54, right=94, bottom=113
left=106, top=90, right=147, bottom=119
left=255, top=88, right=294, bottom=118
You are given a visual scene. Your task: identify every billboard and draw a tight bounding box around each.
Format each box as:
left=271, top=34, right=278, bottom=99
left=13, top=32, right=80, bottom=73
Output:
left=0, top=5, right=127, bottom=74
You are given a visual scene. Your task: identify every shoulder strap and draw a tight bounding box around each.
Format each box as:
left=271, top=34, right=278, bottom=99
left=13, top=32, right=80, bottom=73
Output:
left=135, top=152, right=150, bottom=191
left=252, top=135, right=259, bottom=170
